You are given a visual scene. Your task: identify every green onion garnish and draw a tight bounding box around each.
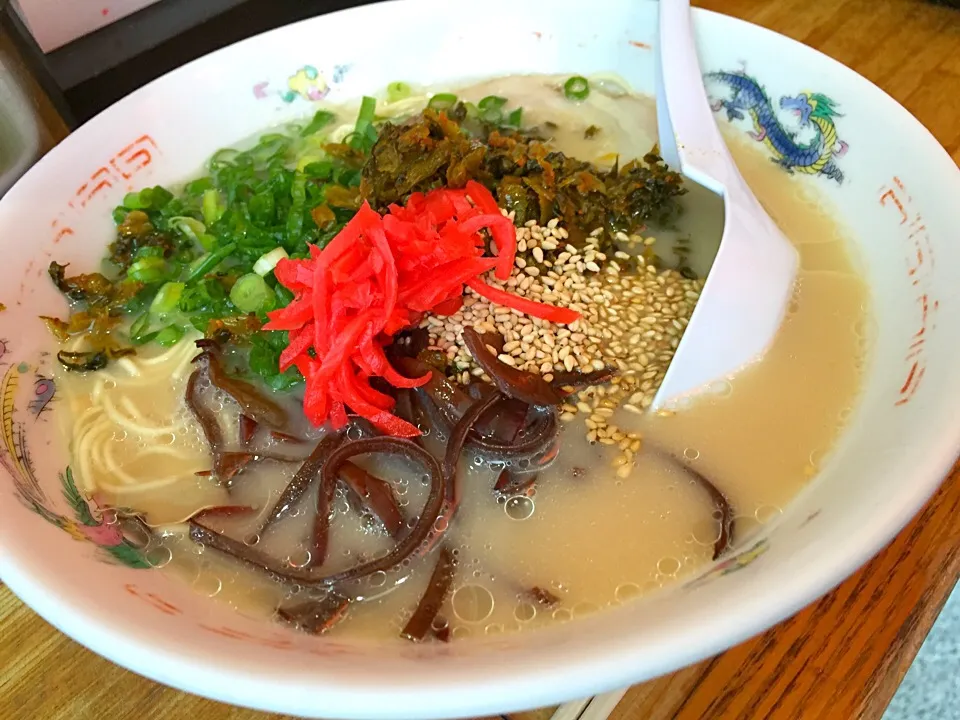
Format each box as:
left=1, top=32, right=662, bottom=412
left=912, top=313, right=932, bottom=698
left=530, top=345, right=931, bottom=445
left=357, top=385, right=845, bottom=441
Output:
left=478, top=95, right=508, bottom=124
left=209, top=148, right=240, bottom=169
left=127, top=257, right=168, bottom=284
left=302, top=160, right=335, bottom=180
left=387, top=81, right=412, bottom=103
left=300, top=110, right=337, bottom=137
left=155, top=325, right=185, bottom=347
left=356, top=96, right=377, bottom=129
left=133, top=246, right=164, bottom=260
left=285, top=170, right=308, bottom=242
left=122, top=186, right=173, bottom=211
left=230, top=273, right=272, bottom=313
left=169, top=216, right=206, bottom=243
left=128, top=312, right=153, bottom=344
left=184, top=242, right=237, bottom=285
left=150, top=282, right=185, bottom=316
left=202, top=189, right=225, bottom=226
left=183, top=177, right=213, bottom=196
left=122, top=191, right=148, bottom=209
left=253, top=247, right=290, bottom=277
left=564, top=75, right=590, bottom=101
left=478, top=96, right=507, bottom=111
left=349, top=96, right=379, bottom=152
left=428, top=93, right=458, bottom=111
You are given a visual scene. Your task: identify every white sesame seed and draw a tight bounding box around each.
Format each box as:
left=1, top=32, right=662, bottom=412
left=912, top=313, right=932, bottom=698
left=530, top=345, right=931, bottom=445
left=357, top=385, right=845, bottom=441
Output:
left=421, top=213, right=701, bottom=456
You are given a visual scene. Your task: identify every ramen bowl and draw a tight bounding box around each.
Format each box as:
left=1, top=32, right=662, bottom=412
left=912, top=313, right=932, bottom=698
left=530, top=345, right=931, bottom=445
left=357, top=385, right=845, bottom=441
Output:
left=0, top=1, right=958, bottom=717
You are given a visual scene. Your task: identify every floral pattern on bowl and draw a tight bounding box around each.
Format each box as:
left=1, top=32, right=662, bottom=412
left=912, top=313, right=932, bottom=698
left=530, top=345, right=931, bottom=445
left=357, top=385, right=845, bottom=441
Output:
left=1, top=358, right=149, bottom=569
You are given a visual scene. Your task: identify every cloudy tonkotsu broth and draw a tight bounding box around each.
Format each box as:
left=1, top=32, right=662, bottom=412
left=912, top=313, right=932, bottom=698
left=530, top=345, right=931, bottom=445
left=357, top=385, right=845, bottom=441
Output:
left=54, top=74, right=868, bottom=641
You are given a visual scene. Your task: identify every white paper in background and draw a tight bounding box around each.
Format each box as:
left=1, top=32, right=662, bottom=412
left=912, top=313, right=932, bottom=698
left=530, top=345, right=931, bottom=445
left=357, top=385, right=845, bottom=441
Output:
left=12, top=0, right=165, bottom=53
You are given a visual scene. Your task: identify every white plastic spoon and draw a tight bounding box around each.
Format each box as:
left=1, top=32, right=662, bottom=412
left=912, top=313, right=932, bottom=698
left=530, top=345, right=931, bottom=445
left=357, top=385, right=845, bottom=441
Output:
left=650, top=0, right=799, bottom=411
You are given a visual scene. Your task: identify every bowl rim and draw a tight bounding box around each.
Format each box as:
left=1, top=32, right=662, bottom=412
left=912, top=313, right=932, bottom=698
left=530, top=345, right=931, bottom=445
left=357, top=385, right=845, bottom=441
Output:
left=1, top=2, right=959, bottom=718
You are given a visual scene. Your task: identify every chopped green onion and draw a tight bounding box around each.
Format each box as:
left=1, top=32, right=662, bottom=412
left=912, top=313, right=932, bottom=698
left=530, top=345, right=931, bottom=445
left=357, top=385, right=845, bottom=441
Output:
left=129, top=317, right=160, bottom=345
left=169, top=216, right=206, bottom=242
left=202, top=189, right=225, bottom=226
left=478, top=95, right=507, bottom=110
left=155, top=325, right=185, bottom=347
left=252, top=134, right=292, bottom=163
left=275, top=283, right=295, bottom=307
left=197, top=233, right=217, bottom=252
left=478, top=95, right=508, bottom=112
left=349, top=96, right=378, bottom=152
left=123, top=191, right=149, bottom=209
left=150, top=282, right=185, bottom=316
left=184, top=242, right=237, bottom=285
left=184, top=177, right=214, bottom=196
left=287, top=170, right=308, bottom=244
left=122, top=186, right=174, bottom=211
left=564, top=75, right=590, bottom=101
left=127, top=257, right=168, bottom=284
left=300, top=110, right=337, bottom=137
left=133, top=246, right=165, bottom=260
left=230, top=273, right=272, bottom=313
left=386, top=81, right=412, bottom=103
left=258, top=132, right=288, bottom=145
left=478, top=96, right=509, bottom=124
left=253, top=247, right=290, bottom=277
left=210, top=148, right=240, bottom=169
left=301, top=160, right=335, bottom=180
left=129, top=312, right=152, bottom=341
left=505, top=107, right=524, bottom=128
left=428, top=93, right=458, bottom=111
left=296, top=154, right=324, bottom=172
left=358, top=95, right=378, bottom=122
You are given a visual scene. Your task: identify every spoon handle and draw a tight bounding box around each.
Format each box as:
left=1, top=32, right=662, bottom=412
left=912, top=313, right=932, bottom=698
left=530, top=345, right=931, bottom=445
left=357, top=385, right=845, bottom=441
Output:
left=655, top=0, right=733, bottom=193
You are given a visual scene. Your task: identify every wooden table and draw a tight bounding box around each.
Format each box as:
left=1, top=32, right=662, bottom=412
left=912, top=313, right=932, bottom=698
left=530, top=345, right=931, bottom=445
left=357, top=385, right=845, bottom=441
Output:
left=1, top=1, right=958, bottom=719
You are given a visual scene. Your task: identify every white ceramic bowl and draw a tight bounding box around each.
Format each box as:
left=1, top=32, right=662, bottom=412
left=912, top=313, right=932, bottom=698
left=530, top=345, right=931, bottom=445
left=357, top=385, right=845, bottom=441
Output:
left=1, top=1, right=958, bottom=717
